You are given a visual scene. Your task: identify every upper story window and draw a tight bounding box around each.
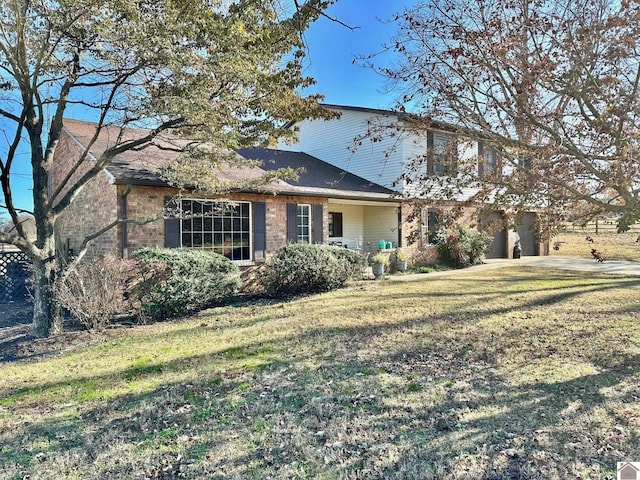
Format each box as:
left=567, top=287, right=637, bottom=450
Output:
left=180, top=199, right=251, bottom=261
left=297, top=204, right=311, bottom=243
left=428, top=132, right=458, bottom=175
left=479, top=143, right=499, bottom=177
left=518, top=153, right=532, bottom=170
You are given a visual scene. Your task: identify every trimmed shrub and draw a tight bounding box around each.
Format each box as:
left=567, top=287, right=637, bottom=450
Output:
left=133, top=248, right=241, bottom=319
left=259, top=243, right=361, bottom=296
left=53, top=255, right=136, bottom=330
left=325, top=246, right=368, bottom=276
left=436, top=225, right=492, bottom=267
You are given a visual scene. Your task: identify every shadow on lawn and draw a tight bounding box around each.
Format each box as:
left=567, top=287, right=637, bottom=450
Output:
left=3, top=329, right=637, bottom=479
left=0, top=343, right=300, bottom=478
left=374, top=350, right=640, bottom=479
left=3, top=270, right=639, bottom=479
left=3, top=320, right=640, bottom=479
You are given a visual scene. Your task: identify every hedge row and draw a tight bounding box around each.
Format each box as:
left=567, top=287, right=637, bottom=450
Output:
left=55, top=244, right=368, bottom=329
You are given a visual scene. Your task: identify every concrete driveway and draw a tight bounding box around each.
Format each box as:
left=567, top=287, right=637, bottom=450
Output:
left=490, top=255, right=640, bottom=275
left=389, top=255, right=640, bottom=281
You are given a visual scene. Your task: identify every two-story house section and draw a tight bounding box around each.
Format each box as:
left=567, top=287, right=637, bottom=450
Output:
left=279, top=104, right=476, bottom=250
left=279, top=105, right=411, bottom=252
left=281, top=105, right=409, bottom=191
left=280, top=104, right=547, bottom=258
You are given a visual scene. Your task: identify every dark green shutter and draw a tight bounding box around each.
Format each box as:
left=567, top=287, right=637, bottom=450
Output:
left=286, top=203, right=298, bottom=243
left=164, top=196, right=181, bottom=248
left=312, top=204, right=323, bottom=244
left=253, top=202, right=266, bottom=260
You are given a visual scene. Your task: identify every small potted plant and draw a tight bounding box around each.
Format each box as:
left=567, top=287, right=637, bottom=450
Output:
left=371, top=253, right=389, bottom=278
left=395, top=248, right=408, bottom=272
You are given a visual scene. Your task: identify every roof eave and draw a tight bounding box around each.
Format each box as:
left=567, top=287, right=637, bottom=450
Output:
left=112, top=178, right=401, bottom=202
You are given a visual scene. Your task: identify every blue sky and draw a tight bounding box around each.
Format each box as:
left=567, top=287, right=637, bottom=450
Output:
left=302, top=1, right=409, bottom=108
left=5, top=1, right=410, bottom=216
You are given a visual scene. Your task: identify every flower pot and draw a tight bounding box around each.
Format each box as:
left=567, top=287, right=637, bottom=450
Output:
left=396, top=260, right=407, bottom=272
left=372, top=262, right=385, bottom=278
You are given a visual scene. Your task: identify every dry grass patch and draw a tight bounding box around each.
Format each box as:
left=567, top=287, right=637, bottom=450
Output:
left=1, top=268, right=639, bottom=479
left=552, top=231, right=640, bottom=261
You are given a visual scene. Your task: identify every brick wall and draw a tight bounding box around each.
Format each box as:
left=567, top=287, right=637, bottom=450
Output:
left=52, top=132, right=119, bottom=260
left=124, top=187, right=329, bottom=259
left=122, top=185, right=166, bottom=253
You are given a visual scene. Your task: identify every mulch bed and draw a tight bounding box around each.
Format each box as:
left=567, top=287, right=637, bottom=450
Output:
left=0, top=302, right=120, bottom=363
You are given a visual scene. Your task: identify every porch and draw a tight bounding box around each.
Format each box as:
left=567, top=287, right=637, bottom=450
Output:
left=326, top=199, right=402, bottom=254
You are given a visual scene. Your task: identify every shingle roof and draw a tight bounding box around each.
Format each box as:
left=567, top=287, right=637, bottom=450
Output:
left=61, top=119, right=397, bottom=201
left=283, top=103, right=458, bottom=133
left=236, top=148, right=395, bottom=197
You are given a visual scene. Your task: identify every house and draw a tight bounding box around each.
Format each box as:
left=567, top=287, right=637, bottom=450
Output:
left=619, top=463, right=640, bottom=480
left=279, top=104, right=549, bottom=258
left=50, top=119, right=402, bottom=264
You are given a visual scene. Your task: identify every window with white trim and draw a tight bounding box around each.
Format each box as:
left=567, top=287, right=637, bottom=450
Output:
left=421, top=207, right=441, bottom=245
left=180, top=199, right=251, bottom=261
left=297, top=204, right=311, bottom=243
left=429, top=132, right=458, bottom=175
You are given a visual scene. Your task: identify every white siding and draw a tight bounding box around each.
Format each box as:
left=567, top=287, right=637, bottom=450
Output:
left=280, top=106, right=490, bottom=202
left=280, top=110, right=405, bottom=190
left=402, top=133, right=428, bottom=192
left=363, top=206, right=399, bottom=250
left=328, top=204, right=365, bottom=242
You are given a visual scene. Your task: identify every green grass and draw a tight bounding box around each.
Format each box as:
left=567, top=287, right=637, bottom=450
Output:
left=1, top=267, right=639, bottom=479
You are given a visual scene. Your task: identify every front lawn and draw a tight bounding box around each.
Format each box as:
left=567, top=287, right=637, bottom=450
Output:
left=1, top=267, right=639, bottom=479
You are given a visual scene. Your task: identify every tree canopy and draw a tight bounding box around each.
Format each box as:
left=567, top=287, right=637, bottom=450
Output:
left=0, top=0, right=335, bottom=336
left=374, top=0, right=640, bottom=232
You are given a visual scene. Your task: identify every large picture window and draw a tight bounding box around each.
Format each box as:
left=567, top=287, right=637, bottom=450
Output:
left=180, top=199, right=251, bottom=261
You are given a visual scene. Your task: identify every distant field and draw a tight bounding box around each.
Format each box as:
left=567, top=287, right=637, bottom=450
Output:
left=551, top=231, right=640, bottom=261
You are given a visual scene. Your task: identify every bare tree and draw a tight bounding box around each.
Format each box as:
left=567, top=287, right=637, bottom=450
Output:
left=366, top=0, right=640, bottom=234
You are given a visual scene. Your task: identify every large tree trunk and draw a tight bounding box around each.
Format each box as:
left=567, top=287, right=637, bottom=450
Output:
left=30, top=158, right=58, bottom=338
left=30, top=257, right=57, bottom=338
left=28, top=116, right=59, bottom=338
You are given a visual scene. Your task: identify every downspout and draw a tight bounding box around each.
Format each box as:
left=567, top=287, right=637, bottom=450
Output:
left=121, top=184, right=132, bottom=259
left=397, top=205, right=403, bottom=248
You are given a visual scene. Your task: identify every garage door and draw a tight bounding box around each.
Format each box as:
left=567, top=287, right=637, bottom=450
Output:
left=517, top=213, right=537, bottom=256
left=484, top=211, right=507, bottom=259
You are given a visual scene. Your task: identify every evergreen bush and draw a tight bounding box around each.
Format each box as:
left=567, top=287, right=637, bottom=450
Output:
left=436, top=225, right=492, bottom=267
left=133, top=248, right=241, bottom=319
left=259, top=243, right=362, bottom=296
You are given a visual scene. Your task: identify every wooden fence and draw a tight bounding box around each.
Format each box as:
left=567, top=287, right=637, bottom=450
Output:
left=0, top=251, right=31, bottom=303
left=563, top=220, right=640, bottom=234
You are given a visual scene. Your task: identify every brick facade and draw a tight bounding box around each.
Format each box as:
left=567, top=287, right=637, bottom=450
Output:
left=124, top=186, right=329, bottom=259
left=52, top=132, right=119, bottom=260
left=53, top=163, right=333, bottom=262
